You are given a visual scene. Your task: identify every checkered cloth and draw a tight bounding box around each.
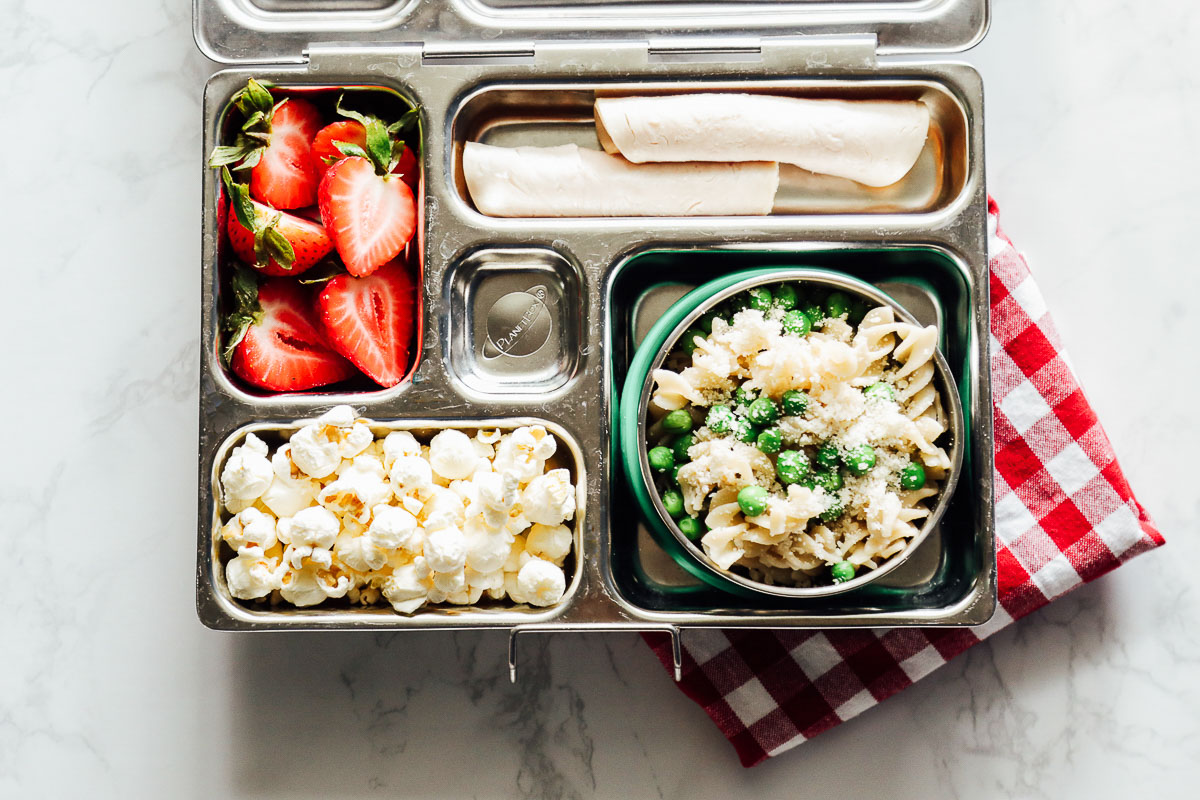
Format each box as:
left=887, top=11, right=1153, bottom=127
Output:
left=643, top=198, right=1165, bottom=767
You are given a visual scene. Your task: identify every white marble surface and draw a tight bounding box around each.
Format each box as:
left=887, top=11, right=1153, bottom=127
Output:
left=1, top=0, right=1197, bottom=796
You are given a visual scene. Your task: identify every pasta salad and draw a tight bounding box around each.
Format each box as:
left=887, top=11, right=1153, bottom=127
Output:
left=646, top=280, right=953, bottom=588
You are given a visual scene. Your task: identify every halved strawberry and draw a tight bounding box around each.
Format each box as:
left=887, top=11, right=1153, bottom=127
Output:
left=208, top=79, right=323, bottom=210
left=317, top=259, right=416, bottom=388
left=227, top=200, right=332, bottom=277
left=312, top=120, right=419, bottom=191
left=223, top=271, right=357, bottom=392
left=319, top=157, right=416, bottom=278
left=221, top=167, right=332, bottom=276
left=250, top=98, right=323, bottom=209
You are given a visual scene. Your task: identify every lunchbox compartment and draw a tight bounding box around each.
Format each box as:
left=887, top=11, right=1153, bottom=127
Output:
left=444, top=246, right=584, bottom=397
left=206, top=79, right=425, bottom=401
left=603, top=245, right=990, bottom=617
left=200, top=415, right=588, bottom=629
left=449, top=79, right=969, bottom=218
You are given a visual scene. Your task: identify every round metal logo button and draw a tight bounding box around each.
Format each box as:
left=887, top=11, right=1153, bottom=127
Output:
left=483, top=285, right=552, bottom=358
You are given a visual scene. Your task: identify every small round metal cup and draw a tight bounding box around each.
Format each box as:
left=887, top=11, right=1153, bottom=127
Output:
left=632, top=268, right=966, bottom=598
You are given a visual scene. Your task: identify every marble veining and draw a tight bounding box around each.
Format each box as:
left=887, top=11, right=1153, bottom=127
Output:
left=1, top=0, right=1197, bottom=796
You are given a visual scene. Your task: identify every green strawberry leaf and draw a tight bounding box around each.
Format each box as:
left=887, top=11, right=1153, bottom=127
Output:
left=234, top=79, right=275, bottom=118
left=208, top=143, right=255, bottom=168
left=334, top=93, right=372, bottom=128
left=333, top=140, right=370, bottom=160
left=221, top=265, right=262, bottom=364
left=240, top=111, right=265, bottom=131
left=390, top=141, right=411, bottom=173
left=235, top=148, right=263, bottom=170
left=297, top=257, right=346, bottom=285
left=387, top=106, right=420, bottom=136
left=363, top=119, right=392, bottom=175
left=220, top=167, right=258, bottom=233
left=260, top=216, right=295, bottom=271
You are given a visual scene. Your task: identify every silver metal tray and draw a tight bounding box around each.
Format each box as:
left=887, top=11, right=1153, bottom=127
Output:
left=195, top=6, right=995, bottom=677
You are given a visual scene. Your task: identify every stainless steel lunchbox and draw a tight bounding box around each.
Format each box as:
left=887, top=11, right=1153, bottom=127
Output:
left=194, top=0, right=996, bottom=679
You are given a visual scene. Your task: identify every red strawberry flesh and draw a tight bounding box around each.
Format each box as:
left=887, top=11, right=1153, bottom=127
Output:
left=318, top=156, right=417, bottom=278
left=250, top=97, right=323, bottom=209
left=231, top=279, right=357, bottom=391
left=317, top=259, right=416, bottom=388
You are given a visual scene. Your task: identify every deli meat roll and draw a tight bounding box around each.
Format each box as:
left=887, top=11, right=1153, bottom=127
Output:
left=594, top=94, right=931, bottom=188
left=462, top=142, right=779, bottom=217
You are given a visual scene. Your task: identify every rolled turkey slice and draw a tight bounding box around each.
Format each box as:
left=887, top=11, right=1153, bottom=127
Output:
left=594, top=94, right=930, bottom=188
left=462, top=142, right=779, bottom=218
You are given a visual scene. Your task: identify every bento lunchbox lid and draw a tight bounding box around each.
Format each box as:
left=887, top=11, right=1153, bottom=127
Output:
left=193, top=0, right=990, bottom=65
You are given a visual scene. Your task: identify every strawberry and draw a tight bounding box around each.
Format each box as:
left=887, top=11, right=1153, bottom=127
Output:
left=222, top=269, right=357, bottom=392
left=317, top=259, right=416, bottom=388
left=319, top=157, right=416, bottom=278
left=208, top=79, right=323, bottom=209
left=312, top=119, right=420, bottom=192
left=223, top=168, right=332, bottom=276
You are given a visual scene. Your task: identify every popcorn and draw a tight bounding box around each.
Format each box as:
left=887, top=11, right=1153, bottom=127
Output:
left=220, top=433, right=274, bottom=513
left=225, top=546, right=281, bottom=599
left=290, top=406, right=372, bottom=479
left=261, top=447, right=318, bottom=517
left=493, top=426, right=557, bottom=482
left=522, top=469, right=576, bottom=525
left=526, top=523, right=572, bottom=566
left=420, top=487, right=465, bottom=533
left=220, top=417, right=577, bottom=614
left=428, top=429, right=483, bottom=480
left=318, top=454, right=390, bottom=524
left=390, top=455, right=433, bottom=496
left=277, top=506, right=340, bottom=550
left=367, top=504, right=422, bottom=552
left=516, top=558, right=566, bottom=607
left=423, top=527, right=468, bottom=573
left=464, top=516, right=512, bottom=573
left=382, top=563, right=429, bottom=613
left=220, top=507, right=278, bottom=553
left=336, top=532, right=388, bottom=573
left=382, top=430, right=421, bottom=468
left=432, top=568, right=466, bottom=594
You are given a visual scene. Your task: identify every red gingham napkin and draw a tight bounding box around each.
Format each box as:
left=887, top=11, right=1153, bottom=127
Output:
left=643, top=198, right=1165, bottom=767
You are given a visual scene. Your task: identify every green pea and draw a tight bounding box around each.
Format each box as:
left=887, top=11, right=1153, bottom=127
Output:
left=847, top=298, right=869, bottom=325
left=670, top=464, right=682, bottom=485
left=825, top=291, right=850, bottom=320
left=680, top=328, right=705, bottom=355
left=781, top=389, right=809, bottom=416
left=747, top=397, right=779, bottom=426
left=802, top=302, right=824, bottom=327
left=774, top=284, right=798, bottom=309
left=748, top=286, right=773, bottom=311
left=662, top=409, right=693, bottom=435
left=705, top=404, right=735, bottom=433
left=775, top=450, right=810, bottom=485
left=900, top=461, right=927, bottom=490
left=830, top=560, right=856, bottom=583
left=863, top=382, right=897, bottom=403
left=815, top=444, right=840, bottom=471
left=662, top=489, right=686, bottom=519
left=648, top=446, right=675, bottom=473
left=698, top=311, right=723, bottom=335
left=734, top=385, right=758, bottom=407
left=737, top=486, right=769, bottom=517
left=813, top=469, right=843, bottom=493
left=782, top=309, right=812, bottom=337
left=671, top=434, right=695, bottom=464
left=845, top=445, right=876, bottom=477
left=728, top=293, right=750, bottom=313
left=677, top=516, right=703, bottom=540
left=733, top=417, right=759, bottom=444
left=756, top=427, right=783, bottom=454
left=820, top=501, right=845, bottom=523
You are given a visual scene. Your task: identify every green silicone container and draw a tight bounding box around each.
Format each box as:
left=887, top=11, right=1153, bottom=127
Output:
left=617, top=267, right=965, bottom=599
